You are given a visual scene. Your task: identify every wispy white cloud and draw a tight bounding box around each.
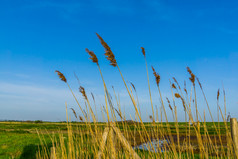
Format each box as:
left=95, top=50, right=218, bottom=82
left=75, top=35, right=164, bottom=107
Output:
left=0, top=72, right=30, bottom=79
left=0, top=80, right=173, bottom=121
left=0, top=82, right=76, bottom=120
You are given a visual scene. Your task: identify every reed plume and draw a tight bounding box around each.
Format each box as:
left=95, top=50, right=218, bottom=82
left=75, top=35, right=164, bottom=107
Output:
left=79, top=116, right=84, bottom=122
left=175, top=93, right=186, bottom=111
left=187, top=67, right=195, bottom=85
left=173, top=77, right=181, bottom=90
left=172, top=83, right=176, bottom=89
left=85, top=48, right=98, bottom=65
left=79, top=86, right=87, bottom=100
left=91, top=93, right=95, bottom=101
left=45, top=34, right=235, bottom=159
left=149, top=115, right=154, bottom=122
left=151, top=66, right=160, bottom=86
left=141, top=47, right=145, bottom=57
left=184, top=88, right=188, bottom=94
left=217, top=89, right=220, bottom=100
left=96, top=33, right=117, bottom=67
left=174, top=93, right=181, bottom=98
left=166, top=97, right=173, bottom=111
left=184, top=81, right=188, bottom=94
left=166, top=97, right=170, bottom=104
left=70, top=108, right=78, bottom=119
left=130, top=82, right=136, bottom=92
left=182, top=100, right=186, bottom=111
left=55, top=70, right=67, bottom=83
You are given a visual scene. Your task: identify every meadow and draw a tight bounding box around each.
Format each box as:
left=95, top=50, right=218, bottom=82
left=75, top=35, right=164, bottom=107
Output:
left=0, top=121, right=230, bottom=158
left=1, top=33, right=237, bottom=159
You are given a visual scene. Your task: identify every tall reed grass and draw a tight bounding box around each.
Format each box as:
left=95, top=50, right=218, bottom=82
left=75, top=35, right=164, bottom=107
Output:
left=38, top=34, right=236, bottom=159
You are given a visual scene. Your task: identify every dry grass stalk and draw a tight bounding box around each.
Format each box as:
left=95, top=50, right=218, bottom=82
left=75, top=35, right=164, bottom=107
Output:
left=196, top=77, right=203, bottom=91
left=47, top=35, right=236, bottom=159
left=114, top=107, right=125, bottom=121
left=83, top=109, right=87, bottom=118
left=55, top=70, right=67, bottom=83
left=142, top=47, right=155, bottom=126
left=187, top=67, right=198, bottom=123
left=96, top=33, right=117, bottom=67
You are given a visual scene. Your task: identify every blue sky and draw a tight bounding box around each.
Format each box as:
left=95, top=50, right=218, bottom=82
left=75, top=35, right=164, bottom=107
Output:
left=0, top=0, right=237, bottom=122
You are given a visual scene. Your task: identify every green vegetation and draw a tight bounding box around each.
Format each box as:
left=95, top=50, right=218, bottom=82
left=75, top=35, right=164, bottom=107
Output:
left=0, top=121, right=231, bottom=158
left=0, top=123, right=51, bottom=159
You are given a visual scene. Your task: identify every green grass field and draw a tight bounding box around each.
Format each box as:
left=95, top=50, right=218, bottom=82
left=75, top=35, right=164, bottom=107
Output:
left=0, top=121, right=230, bottom=159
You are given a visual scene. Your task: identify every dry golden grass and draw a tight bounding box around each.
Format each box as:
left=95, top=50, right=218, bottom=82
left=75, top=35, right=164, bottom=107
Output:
left=37, top=33, right=237, bottom=159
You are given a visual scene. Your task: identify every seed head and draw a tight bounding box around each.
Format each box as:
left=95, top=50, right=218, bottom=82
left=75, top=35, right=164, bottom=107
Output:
left=151, top=66, right=160, bottom=86
left=166, top=98, right=173, bottom=111
left=79, top=116, right=84, bottom=122
left=184, top=88, right=188, bottom=94
left=166, top=97, right=170, bottom=104
left=173, top=77, right=181, bottom=90
left=149, top=115, right=154, bottom=122
left=168, top=104, right=173, bottom=111
left=174, top=93, right=181, bottom=98
left=96, top=33, right=117, bottom=67
left=70, top=108, right=77, bottom=119
left=55, top=70, right=67, bottom=83
left=174, top=94, right=186, bottom=110
left=187, top=67, right=195, bottom=85
left=217, top=89, right=220, bottom=101
left=172, top=83, right=176, bottom=89
left=183, top=102, right=186, bottom=111
left=130, top=82, right=136, bottom=92
left=91, top=93, right=95, bottom=101
left=85, top=48, right=98, bottom=64
left=79, top=86, right=87, bottom=100
left=184, top=81, right=188, bottom=94
left=141, top=47, right=145, bottom=57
